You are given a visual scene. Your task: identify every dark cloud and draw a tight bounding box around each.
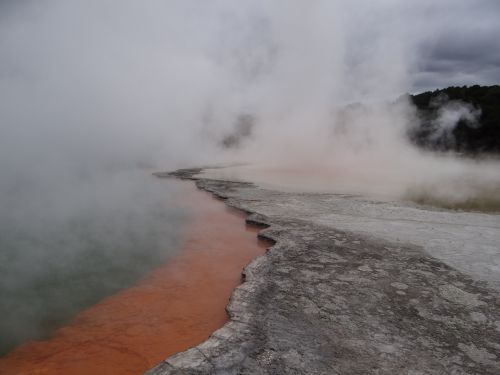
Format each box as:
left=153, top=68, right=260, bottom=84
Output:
left=411, top=0, right=500, bottom=92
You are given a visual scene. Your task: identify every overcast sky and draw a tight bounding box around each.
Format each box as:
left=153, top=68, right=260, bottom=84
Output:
left=1, top=1, right=499, bottom=96
left=408, top=0, right=500, bottom=93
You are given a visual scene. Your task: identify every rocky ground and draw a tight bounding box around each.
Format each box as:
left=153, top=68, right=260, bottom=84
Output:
left=148, top=168, right=500, bottom=375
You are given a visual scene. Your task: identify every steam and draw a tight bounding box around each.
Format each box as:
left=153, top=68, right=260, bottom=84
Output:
left=0, top=0, right=499, bottom=355
left=427, top=94, right=482, bottom=148
left=220, top=114, right=256, bottom=149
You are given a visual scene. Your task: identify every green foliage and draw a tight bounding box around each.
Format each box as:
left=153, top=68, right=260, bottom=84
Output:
left=409, top=85, right=500, bottom=154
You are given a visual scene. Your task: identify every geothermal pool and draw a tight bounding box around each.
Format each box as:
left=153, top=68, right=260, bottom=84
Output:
left=0, top=171, right=188, bottom=357
left=0, top=177, right=268, bottom=374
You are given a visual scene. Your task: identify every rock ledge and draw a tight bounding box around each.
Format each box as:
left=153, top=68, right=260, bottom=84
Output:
left=147, top=169, right=500, bottom=375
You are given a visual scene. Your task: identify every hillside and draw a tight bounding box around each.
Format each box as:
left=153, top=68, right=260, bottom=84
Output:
left=409, top=85, right=500, bottom=154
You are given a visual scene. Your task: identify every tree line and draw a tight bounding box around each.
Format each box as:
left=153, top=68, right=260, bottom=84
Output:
left=408, top=85, right=500, bottom=154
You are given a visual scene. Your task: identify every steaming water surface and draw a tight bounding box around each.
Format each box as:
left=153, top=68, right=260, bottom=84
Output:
left=0, top=170, right=187, bottom=356
left=199, top=162, right=500, bottom=213
left=0, top=182, right=269, bottom=374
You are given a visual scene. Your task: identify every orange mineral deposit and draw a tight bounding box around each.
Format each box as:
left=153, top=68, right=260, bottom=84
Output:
left=0, top=183, right=269, bottom=375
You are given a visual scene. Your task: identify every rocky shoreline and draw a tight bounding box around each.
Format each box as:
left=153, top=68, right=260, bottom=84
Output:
left=148, top=168, right=500, bottom=374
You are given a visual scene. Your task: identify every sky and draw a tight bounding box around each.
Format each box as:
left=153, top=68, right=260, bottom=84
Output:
left=408, top=0, right=500, bottom=92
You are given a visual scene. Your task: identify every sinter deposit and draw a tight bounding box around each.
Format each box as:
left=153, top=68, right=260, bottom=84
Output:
left=149, top=167, right=500, bottom=375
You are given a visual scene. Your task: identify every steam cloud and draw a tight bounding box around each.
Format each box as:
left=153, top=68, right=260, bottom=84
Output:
left=427, top=94, right=482, bottom=148
left=0, top=0, right=499, bottom=355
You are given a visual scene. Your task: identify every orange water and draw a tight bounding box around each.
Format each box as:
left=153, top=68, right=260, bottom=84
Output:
left=0, top=183, right=269, bottom=375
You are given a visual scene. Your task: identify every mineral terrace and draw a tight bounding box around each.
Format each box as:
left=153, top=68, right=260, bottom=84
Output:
left=148, top=168, right=500, bottom=375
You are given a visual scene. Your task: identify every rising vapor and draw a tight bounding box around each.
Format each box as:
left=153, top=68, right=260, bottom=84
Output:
left=0, top=0, right=499, bottom=355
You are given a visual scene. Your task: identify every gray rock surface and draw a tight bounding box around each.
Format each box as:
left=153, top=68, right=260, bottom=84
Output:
left=148, top=168, right=500, bottom=375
